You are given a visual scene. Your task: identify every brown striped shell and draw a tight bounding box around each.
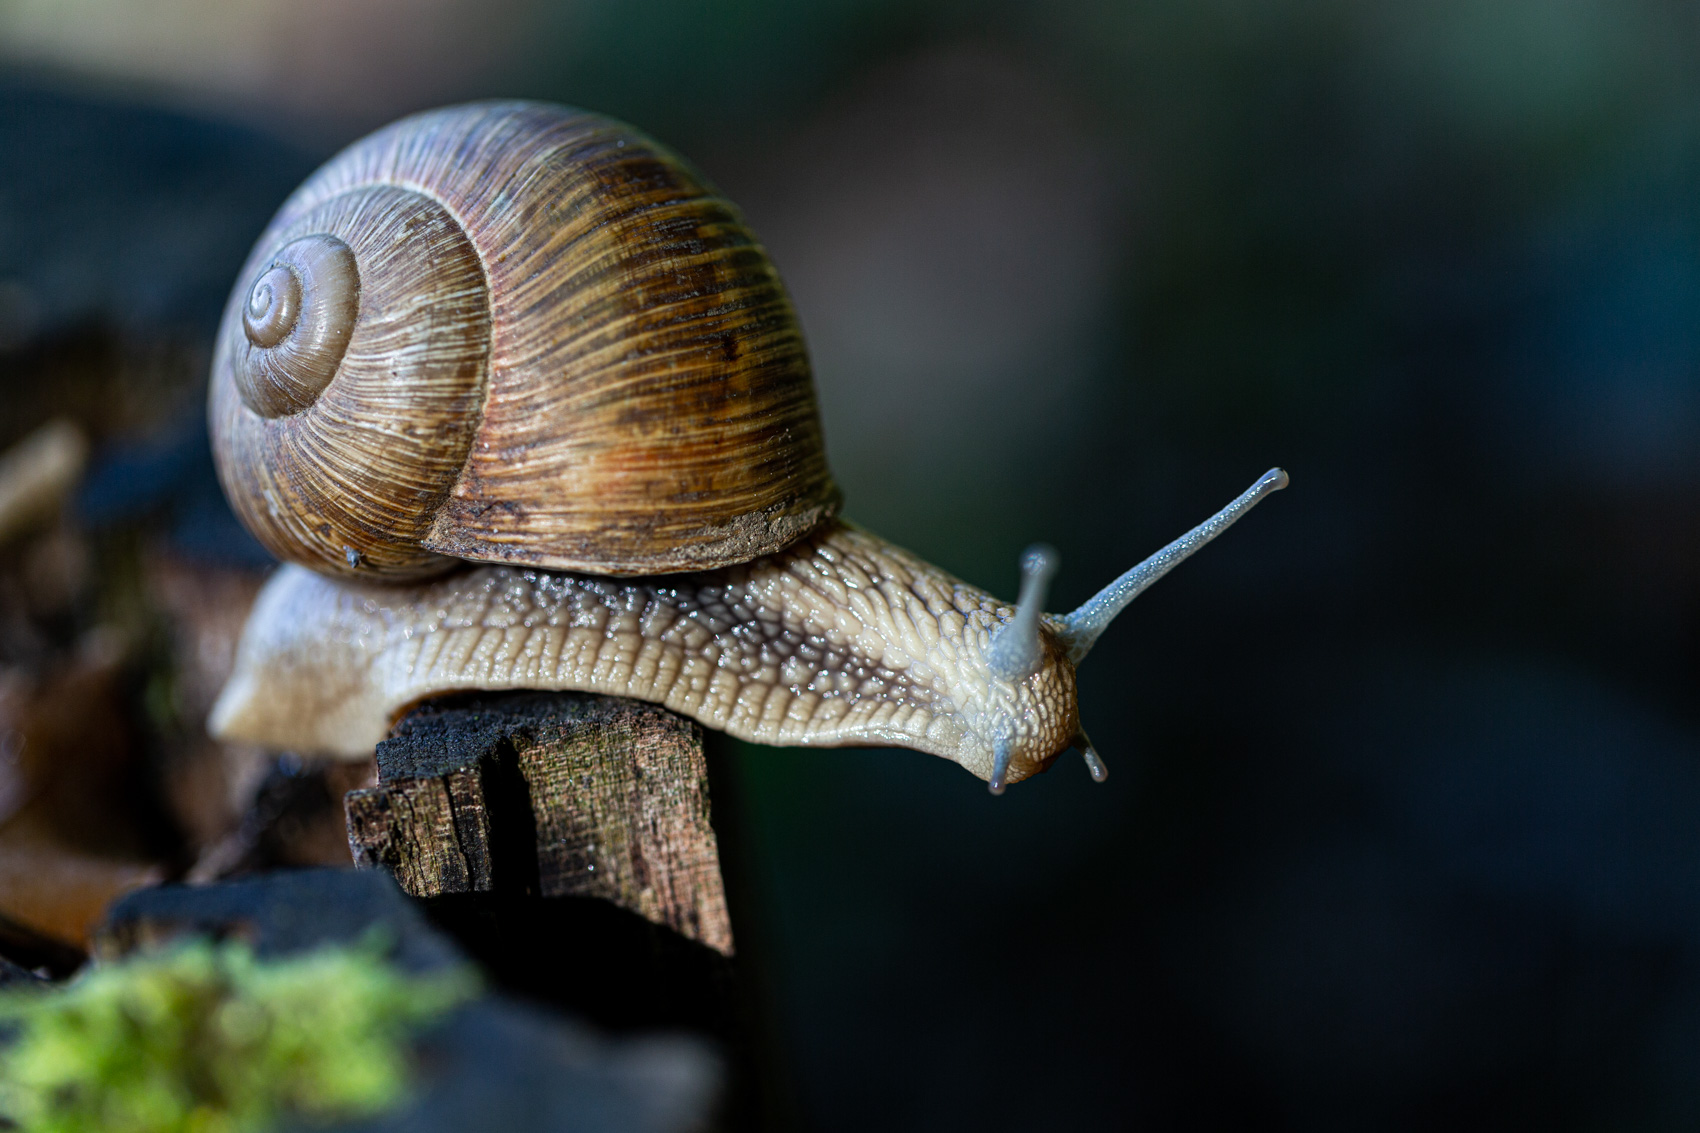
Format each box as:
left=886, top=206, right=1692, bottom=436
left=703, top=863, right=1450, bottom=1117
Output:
left=210, top=101, right=840, bottom=581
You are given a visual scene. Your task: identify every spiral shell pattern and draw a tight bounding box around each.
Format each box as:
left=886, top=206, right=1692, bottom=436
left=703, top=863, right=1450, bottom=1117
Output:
left=234, top=235, right=360, bottom=418
left=211, top=187, right=490, bottom=578
left=211, top=101, right=839, bottom=580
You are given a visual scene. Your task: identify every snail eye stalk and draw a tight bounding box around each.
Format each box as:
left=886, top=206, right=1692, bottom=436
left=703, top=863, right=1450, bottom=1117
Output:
left=985, top=545, right=1058, bottom=796
left=986, top=543, right=1058, bottom=682
left=1058, top=467, right=1289, bottom=665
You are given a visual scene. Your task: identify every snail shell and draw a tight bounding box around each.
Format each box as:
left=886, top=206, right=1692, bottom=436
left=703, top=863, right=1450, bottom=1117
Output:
left=210, top=101, right=839, bottom=581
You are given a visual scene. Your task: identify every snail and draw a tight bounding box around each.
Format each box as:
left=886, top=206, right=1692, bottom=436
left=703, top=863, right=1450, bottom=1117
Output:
left=207, top=101, right=1288, bottom=793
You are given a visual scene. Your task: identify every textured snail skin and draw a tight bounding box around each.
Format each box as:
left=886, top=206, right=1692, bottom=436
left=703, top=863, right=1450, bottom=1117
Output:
left=211, top=101, right=838, bottom=582
left=209, top=521, right=1079, bottom=787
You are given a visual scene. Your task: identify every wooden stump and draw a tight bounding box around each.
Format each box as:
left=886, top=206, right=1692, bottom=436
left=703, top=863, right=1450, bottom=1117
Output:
left=345, top=692, right=733, bottom=957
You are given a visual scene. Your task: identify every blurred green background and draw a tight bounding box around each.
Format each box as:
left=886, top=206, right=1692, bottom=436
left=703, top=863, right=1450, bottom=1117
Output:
left=4, top=0, right=1700, bottom=1128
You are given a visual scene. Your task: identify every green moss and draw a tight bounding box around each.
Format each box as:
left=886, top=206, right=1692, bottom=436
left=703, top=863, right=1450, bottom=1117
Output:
left=0, top=936, right=477, bottom=1133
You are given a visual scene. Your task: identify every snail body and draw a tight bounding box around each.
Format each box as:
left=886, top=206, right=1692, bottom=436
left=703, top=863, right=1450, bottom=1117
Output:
left=210, top=520, right=1079, bottom=787
left=207, top=101, right=1288, bottom=792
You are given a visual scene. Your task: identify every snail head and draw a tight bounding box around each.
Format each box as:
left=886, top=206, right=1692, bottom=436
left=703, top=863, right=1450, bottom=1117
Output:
left=976, top=467, right=1290, bottom=794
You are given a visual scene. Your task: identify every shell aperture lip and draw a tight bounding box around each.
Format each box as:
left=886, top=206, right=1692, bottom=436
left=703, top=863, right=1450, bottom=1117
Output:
left=233, top=233, right=360, bottom=419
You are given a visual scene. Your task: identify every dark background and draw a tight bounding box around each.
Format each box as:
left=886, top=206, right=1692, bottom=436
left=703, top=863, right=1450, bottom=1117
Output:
left=4, top=1, right=1699, bottom=1128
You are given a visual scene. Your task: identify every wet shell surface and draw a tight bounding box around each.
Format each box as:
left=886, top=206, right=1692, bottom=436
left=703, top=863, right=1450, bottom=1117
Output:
left=210, top=100, right=840, bottom=581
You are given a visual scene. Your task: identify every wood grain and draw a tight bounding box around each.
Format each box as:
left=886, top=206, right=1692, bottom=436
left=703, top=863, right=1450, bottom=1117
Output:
left=346, top=692, right=733, bottom=956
